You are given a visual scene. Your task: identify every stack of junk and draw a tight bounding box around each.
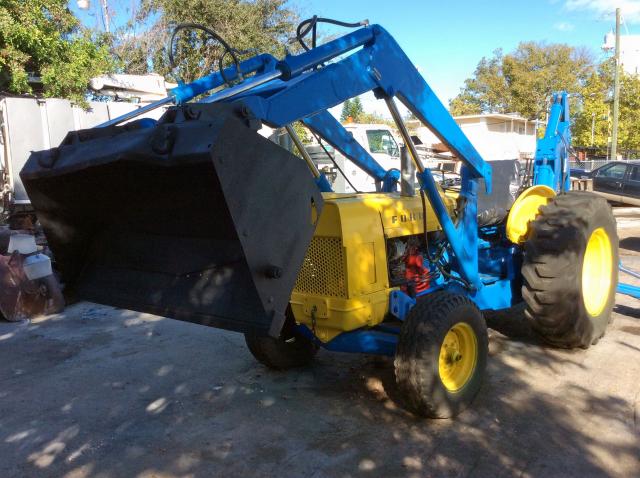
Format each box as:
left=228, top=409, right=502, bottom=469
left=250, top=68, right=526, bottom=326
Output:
left=0, top=229, right=64, bottom=321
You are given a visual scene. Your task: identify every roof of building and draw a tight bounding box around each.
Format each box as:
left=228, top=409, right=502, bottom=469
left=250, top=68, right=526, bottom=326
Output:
left=454, top=113, right=538, bottom=123
left=343, top=123, right=394, bottom=129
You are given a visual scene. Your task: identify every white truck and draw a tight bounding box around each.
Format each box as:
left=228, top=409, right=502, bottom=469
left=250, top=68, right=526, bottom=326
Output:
left=305, top=123, right=461, bottom=193
left=306, top=123, right=402, bottom=193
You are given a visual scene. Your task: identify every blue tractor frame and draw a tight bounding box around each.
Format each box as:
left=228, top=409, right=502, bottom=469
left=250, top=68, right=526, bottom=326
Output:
left=97, top=23, right=625, bottom=355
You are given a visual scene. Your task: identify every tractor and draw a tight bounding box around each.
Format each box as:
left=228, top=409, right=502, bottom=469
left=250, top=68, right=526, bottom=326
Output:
left=20, top=18, right=618, bottom=418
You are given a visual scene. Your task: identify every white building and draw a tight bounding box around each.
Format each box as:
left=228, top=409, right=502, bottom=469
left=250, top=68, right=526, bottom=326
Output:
left=412, top=113, right=538, bottom=161
left=603, top=31, right=640, bottom=75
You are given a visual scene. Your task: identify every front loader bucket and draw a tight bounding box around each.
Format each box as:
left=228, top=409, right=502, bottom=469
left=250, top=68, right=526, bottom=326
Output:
left=20, top=103, right=323, bottom=336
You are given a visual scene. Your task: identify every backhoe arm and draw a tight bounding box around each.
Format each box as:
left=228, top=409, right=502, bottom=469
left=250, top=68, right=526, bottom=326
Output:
left=533, top=92, right=571, bottom=192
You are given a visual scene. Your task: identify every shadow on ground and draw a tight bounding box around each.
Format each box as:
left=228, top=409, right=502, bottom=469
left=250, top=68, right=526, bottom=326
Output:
left=0, top=298, right=638, bottom=478
left=620, top=237, right=640, bottom=254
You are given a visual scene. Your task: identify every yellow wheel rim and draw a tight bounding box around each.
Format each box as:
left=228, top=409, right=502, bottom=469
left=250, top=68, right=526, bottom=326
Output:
left=506, top=185, right=556, bottom=244
left=438, top=322, right=478, bottom=392
left=582, top=227, right=613, bottom=317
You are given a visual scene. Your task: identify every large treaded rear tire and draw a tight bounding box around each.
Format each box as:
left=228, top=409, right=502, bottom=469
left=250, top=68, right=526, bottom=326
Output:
left=522, top=191, right=618, bottom=349
left=244, top=312, right=318, bottom=370
left=394, top=291, right=488, bottom=418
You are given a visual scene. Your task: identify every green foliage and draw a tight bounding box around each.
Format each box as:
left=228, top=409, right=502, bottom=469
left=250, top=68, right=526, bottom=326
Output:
left=340, top=98, right=351, bottom=122
left=357, top=111, right=395, bottom=128
left=340, top=96, right=364, bottom=122
left=117, top=0, right=298, bottom=82
left=572, top=71, right=610, bottom=147
left=450, top=51, right=506, bottom=116
left=0, top=0, right=115, bottom=105
left=449, top=40, right=640, bottom=150
left=618, top=73, right=640, bottom=151
left=450, top=42, right=593, bottom=119
left=350, top=96, right=364, bottom=120
left=292, top=121, right=309, bottom=144
left=571, top=59, right=640, bottom=150
left=339, top=96, right=394, bottom=127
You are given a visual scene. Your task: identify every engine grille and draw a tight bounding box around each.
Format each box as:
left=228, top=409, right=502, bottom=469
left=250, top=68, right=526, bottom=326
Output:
left=294, top=236, right=347, bottom=298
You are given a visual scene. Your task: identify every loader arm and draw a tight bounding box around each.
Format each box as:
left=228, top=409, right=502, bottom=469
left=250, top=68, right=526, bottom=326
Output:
left=220, top=25, right=492, bottom=287
left=121, top=23, right=492, bottom=287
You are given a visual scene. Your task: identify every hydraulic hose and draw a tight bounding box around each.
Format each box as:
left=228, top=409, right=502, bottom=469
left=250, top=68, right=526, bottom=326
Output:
left=295, top=16, right=368, bottom=51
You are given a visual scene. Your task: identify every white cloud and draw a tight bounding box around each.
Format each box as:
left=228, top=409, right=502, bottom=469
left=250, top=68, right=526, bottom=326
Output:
left=564, top=0, right=640, bottom=23
left=554, top=21, right=576, bottom=31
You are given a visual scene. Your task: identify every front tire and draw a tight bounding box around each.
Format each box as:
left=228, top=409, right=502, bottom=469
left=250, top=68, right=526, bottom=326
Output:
left=522, top=191, right=618, bottom=348
left=245, top=313, right=318, bottom=370
left=394, top=291, right=488, bottom=418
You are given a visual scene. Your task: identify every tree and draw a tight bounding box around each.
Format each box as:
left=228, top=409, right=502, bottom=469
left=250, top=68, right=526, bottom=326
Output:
left=348, top=96, right=364, bottom=121
left=340, top=98, right=352, bottom=122
left=618, top=73, right=640, bottom=151
left=0, top=0, right=115, bottom=104
left=357, top=111, right=395, bottom=128
left=570, top=59, right=640, bottom=151
left=572, top=71, right=609, bottom=148
left=116, top=0, right=298, bottom=82
left=292, top=121, right=309, bottom=144
left=339, top=96, right=366, bottom=122
left=450, top=51, right=507, bottom=116
left=450, top=42, right=593, bottom=120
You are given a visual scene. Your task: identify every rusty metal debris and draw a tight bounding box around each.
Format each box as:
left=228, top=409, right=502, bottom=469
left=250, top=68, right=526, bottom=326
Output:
left=0, top=230, right=64, bottom=322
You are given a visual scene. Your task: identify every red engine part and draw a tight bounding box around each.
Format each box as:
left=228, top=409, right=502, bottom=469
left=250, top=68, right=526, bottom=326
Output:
left=404, top=253, right=430, bottom=294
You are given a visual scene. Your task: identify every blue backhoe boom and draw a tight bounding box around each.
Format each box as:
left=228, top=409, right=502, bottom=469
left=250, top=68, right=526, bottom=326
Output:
left=532, top=92, right=571, bottom=192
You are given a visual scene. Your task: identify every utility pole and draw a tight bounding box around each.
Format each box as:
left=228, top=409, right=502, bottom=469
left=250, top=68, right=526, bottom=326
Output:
left=101, top=0, right=110, bottom=33
left=611, top=7, right=621, bottom=160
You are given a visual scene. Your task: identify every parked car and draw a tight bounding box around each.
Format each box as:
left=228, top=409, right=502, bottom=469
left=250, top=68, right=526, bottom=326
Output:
left=570, top=167, right=590, bottom=179
left=591, top=160, right=640, bottom=206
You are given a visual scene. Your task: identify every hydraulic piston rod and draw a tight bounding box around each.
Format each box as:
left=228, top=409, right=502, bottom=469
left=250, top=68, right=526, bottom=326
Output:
left=285, top=124, right=320, bottom=178
left=98, top=96, right=174, bottom=128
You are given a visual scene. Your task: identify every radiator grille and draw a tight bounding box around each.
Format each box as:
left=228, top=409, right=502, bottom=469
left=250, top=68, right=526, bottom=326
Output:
left=294, top=236, right=347, bottom=298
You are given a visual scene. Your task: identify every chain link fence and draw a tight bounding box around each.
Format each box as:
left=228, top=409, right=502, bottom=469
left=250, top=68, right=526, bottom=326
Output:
left=569, top=159, right=610, bottom=172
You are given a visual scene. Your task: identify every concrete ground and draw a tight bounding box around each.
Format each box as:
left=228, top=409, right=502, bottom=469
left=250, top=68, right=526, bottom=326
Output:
left=1, top=212, right=639, bottom=478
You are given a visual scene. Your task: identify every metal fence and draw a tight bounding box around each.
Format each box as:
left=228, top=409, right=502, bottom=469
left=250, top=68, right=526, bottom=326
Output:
left=569, top=159, right=610, bottom=172
left=574, top=146, right=640, bottom=161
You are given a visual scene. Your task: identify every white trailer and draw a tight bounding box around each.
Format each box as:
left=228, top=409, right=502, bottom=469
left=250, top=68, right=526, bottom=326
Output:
left=0, top=96, right=163, bottom=217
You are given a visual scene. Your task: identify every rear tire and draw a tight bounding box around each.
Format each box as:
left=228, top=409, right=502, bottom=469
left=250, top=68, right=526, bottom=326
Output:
left=394, top=291, right=488, bottom=418
left=522, top=191, right=618, bottom=348
left=245, top=313, right=318, bottom=370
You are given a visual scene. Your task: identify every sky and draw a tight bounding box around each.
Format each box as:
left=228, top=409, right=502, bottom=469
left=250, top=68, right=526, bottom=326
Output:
left=301, top=0, right=640, bottom=115
left=71, top=0, right=640, bottom=115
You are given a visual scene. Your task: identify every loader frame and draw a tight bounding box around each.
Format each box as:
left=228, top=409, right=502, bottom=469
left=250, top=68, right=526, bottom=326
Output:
left=89, top=24, right=546, bottom=355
